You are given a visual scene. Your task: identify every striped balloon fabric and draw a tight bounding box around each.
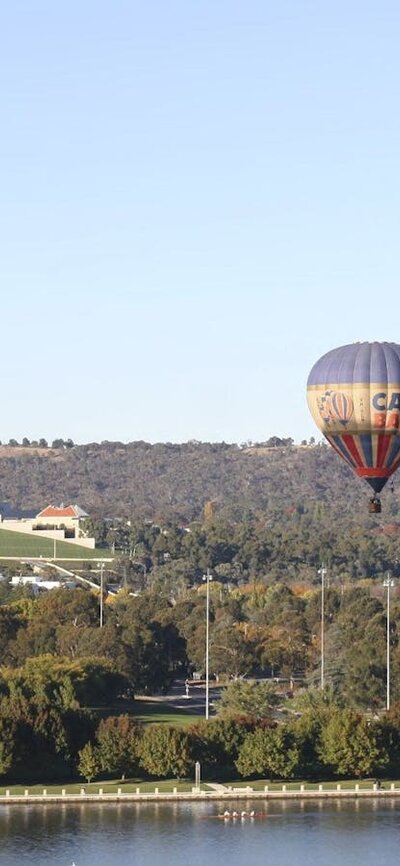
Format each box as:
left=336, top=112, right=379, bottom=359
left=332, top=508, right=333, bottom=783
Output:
left=307, top=342, right=400, bottom=494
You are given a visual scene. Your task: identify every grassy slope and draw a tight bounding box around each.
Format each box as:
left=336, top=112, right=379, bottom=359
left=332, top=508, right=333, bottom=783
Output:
left=0, top=527, right=110, bottom=560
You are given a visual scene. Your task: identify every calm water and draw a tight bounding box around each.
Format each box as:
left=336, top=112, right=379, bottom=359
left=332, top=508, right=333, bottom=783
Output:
left=0, top=799, right=399, bottom=866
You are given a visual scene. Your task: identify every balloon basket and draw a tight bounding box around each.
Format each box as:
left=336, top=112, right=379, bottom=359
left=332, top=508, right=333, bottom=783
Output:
left=368, top=498, right=382, bottom=514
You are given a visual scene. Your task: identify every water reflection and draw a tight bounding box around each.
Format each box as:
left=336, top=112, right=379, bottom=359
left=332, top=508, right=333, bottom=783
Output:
left=0, top=800, right=400, bottom=866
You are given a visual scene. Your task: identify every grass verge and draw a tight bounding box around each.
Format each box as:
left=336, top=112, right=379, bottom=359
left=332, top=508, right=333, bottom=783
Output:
left=222, top=778, right=397, bottom=791
left=0, top=779, right=204, bottom=796
left=92, top=699, right=201, bottom=727
left=0, top=777, right=397, bottom=797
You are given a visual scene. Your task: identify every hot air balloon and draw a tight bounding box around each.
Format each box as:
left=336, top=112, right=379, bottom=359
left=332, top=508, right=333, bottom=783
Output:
left=307, top=342, right=400, bottom=513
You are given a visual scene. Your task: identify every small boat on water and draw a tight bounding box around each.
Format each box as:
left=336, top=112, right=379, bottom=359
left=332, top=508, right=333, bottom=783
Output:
left=202, top=810, right=278, bottom=822
left=215, top=810, right=260, bottom=820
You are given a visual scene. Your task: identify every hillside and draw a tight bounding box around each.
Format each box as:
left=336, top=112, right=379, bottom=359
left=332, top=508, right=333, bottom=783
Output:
left=0, top=440, right=398, bottom=526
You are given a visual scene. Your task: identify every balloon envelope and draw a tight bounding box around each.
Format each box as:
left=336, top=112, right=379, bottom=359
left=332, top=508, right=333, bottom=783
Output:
left=307, top=341, right=400, bottom=493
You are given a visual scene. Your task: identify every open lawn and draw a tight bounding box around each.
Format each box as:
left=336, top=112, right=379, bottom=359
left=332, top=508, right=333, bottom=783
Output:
left=93, top=699, right=200, bottom=727
left=0, top=528, right=112, bottom=560
left=0, top=778, right=204, bottom=796
left=224, top=778, right=392, bottom=791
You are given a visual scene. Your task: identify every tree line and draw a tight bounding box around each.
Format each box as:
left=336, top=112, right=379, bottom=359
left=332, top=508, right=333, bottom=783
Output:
left=78, top=703, right=400, bottom=785
left=4, top=438, right=75, bottom=449
left=0, top=436, right=396, bottom=522
left=1, top=657, right=400, bottom=784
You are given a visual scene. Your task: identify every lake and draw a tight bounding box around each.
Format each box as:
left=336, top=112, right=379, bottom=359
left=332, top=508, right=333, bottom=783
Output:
left=0, top=798, right=399, bottom=866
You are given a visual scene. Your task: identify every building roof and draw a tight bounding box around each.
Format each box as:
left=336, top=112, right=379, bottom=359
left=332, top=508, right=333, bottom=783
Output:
left=36, top=504, right=89, bottom=519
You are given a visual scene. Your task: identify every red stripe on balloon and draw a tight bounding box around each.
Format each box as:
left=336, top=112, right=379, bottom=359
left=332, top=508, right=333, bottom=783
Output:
left=356, top=467, right=391, bottom=477
left=377, top=434, right=391, bottom=467
left=342, top=434, right=364, bottom=468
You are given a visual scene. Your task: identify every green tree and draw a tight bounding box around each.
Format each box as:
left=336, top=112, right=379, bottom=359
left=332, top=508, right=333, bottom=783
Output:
left=379, top=705, right=400, bottom=777
left=209, top=620, right=256, bottom=679
left=188, top=717, right=255, bottom=779
left=0, top=607, right=22, bottom=666
left=96, top=715, right=141, bottom=778
left=77, top=742, right=101, bottom=783
left=0, top=681, right=95, bottom=782
left=288, top=684, right=341, bottom=716
left=318, top=710, right=388, bottom=778
left=287, top=713, right=328, bottom=779
left=138, top=726, right=191, bottom=778
left=0, top=717, right=16, bottom=776
left=236, top=726, right=300, bottom=779
left=216, top=679, right=279, bottom=721
left=110, top=594, right=184, bottom=692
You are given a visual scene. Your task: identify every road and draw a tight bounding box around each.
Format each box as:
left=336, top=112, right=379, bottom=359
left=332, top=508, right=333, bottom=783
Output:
left=144, top=678, right=223, bottom=716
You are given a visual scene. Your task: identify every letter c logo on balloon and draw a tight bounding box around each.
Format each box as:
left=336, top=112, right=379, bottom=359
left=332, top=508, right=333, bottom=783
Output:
left=372, top=392, right=387, bottom=411
left=372, top=392, right=400, bottom=411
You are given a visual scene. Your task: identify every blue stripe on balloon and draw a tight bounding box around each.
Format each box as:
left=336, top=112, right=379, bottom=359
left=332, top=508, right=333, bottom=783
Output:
left=359, top=434, right=373, bottom=468
left=330, top=435, right=358, bottom=468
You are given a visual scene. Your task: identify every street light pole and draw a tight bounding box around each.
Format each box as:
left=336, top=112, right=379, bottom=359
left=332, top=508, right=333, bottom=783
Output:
left=203, top=569, right=212, bottom=720
left=318, top=565, right=327, bottom=689
left=383, top=574, right=395, bottom=711
left=99, top=562, right=105, bottom=628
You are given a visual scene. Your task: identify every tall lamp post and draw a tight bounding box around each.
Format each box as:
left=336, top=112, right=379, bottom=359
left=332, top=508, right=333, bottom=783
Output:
left=99, top=561, right=105, bottom=628
left=203, top=569, right=212, bottom=720
left=318, top=565, right=327, bottom=689
left=383, top=574, right=395, bottom=711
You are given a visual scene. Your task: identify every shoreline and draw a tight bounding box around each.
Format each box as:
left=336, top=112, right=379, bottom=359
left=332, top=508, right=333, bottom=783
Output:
left=0, top=783, right=398, bottom=806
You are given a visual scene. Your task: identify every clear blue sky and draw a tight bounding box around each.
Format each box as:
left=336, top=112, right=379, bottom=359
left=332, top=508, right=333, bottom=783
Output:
left=1, top=1, right=400, bottom=445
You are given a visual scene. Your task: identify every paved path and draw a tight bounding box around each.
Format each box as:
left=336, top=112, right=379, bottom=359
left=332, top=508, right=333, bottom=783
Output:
left=158, top=679, right=222, bottom=716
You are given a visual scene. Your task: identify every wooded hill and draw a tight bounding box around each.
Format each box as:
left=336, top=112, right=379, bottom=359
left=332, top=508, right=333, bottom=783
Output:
left=0, top=440, right=398, bottom=526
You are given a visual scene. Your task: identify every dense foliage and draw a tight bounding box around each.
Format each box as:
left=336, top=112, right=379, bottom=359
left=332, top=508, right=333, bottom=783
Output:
left=0, top=435, right=399, bottom=783
left=0, top=571, right=399, bottom=781
left=1, top=574, right=400, bottom=707
left=1, top=438, right=400, bottom=526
